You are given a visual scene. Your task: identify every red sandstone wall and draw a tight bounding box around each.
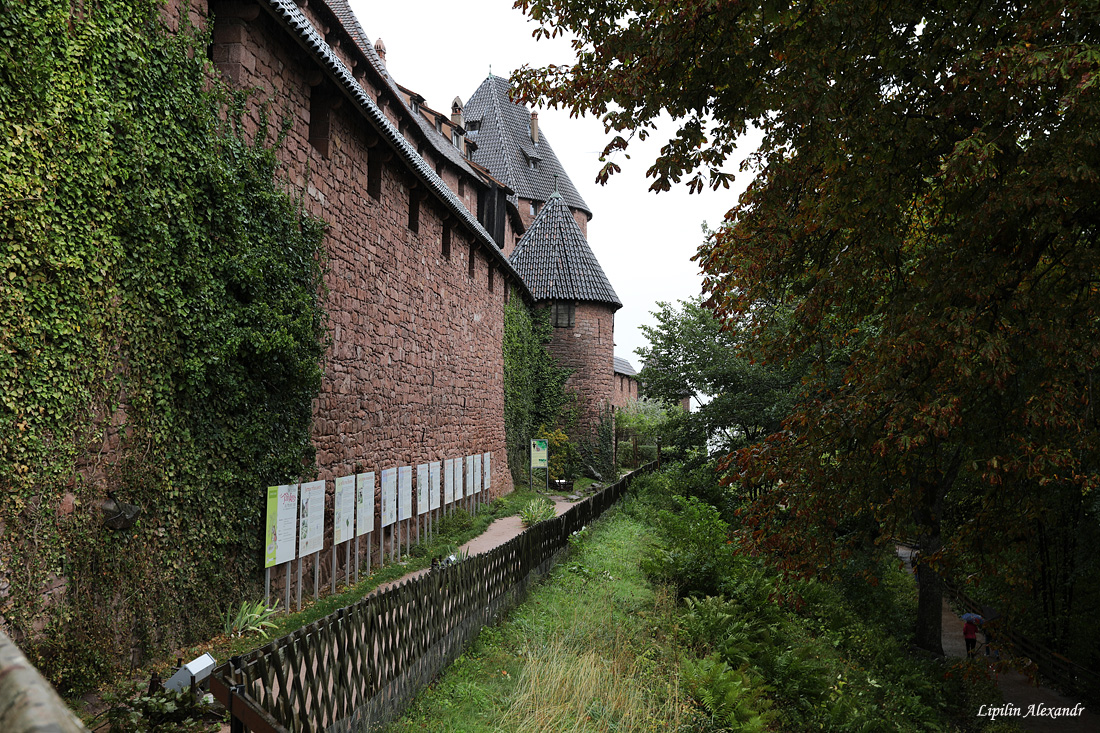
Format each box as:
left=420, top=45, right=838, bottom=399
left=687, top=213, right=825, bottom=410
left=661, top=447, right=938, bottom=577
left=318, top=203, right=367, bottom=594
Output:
left=611, top=373, right=639, bottom=410
left=548, top=302, right=615, bottom=434
left=195, top=0, right=516, bottom=583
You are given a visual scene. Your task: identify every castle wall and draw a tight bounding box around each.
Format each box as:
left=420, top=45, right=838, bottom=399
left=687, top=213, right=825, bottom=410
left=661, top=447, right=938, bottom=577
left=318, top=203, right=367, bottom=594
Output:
left=612, top=373, right=639, bottom=410
left=548, top=302, right=615, bottom=433
left=203, top=0, right=515, bottom=526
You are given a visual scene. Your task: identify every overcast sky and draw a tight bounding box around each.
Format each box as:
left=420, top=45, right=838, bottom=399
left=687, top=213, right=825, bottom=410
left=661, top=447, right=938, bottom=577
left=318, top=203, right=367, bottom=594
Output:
left=347, top=0, right=761, bottom=367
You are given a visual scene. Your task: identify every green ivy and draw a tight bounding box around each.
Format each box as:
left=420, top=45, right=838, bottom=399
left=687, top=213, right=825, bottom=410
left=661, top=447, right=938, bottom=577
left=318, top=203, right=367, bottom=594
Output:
left=502, top=293, right=570, bottom=484
left=1, top=0, right=326, bottom=693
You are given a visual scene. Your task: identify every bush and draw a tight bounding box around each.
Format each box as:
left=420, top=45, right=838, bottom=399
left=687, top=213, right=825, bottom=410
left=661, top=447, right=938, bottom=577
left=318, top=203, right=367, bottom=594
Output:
left=519, top=498, right=557, bottom=527
left=642, top=495, right=734, bottom=598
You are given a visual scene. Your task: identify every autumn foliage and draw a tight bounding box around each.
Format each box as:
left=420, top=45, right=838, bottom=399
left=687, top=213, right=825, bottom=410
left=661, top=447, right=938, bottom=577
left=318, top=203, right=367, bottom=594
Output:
left=514, top=0, right=1100, bottom=655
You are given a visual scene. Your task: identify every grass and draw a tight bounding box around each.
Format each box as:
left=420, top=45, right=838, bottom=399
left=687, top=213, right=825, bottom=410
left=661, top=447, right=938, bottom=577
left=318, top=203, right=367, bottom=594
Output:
left=388, top=505, right=692, bottom=733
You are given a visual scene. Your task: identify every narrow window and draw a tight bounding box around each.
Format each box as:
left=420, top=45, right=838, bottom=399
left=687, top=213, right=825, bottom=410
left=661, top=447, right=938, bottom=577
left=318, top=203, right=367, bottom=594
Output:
left=488, top=265, right=494, bottom=293
left=408, top=191, right=420, bottom=232
left=309, top=87, right=332, bottom=158
left=468, top=245, right=476, bottom=279
left=458, top=177, right=465, bottom=198
left=551, top=302, right=575, bottom=328
left=442, top=222, right=451, bottom=259
left=367, top=151, right=382, bottom=200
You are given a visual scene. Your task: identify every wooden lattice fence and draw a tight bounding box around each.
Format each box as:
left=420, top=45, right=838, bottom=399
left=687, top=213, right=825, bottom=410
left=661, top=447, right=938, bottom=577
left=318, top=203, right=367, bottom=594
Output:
left=210, top=464, right=652, bottom=732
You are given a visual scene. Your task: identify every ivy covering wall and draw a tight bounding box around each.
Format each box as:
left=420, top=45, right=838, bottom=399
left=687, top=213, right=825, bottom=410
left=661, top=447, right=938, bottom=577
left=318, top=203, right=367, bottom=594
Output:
left=502, top=292, right=570, bottom=484
left=0, top=0, right=326, bottom=692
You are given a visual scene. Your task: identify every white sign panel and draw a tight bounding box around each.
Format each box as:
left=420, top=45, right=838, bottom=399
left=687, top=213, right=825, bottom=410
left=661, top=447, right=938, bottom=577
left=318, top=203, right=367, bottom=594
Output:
left=429, top=461, right=442, bottom=510
left=398, top=466, right=413, bottom=521
left=466, top=455, right=475, bottom=496
left=267, top=483, right=298, bottom=567
left=417, top=464, right=430, bottom=515
left=444, top=458, right=454, bottom=504
left=356, top=471, right=375, bottom=536
left=483, top=452, right=491, bottom=493
left=381, top=468, right=397, bottom=527
left=473, top=455, right=482, bottom=494
left=299, top=480, right=326, bottom=557
left=334, top=475, right=355, bottom=544
left=453, top=457, right=464, bottom=500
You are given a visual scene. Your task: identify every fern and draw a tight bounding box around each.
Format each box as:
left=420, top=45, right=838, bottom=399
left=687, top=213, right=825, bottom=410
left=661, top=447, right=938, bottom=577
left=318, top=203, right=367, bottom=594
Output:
left=682, top=656, right=773, bottom=732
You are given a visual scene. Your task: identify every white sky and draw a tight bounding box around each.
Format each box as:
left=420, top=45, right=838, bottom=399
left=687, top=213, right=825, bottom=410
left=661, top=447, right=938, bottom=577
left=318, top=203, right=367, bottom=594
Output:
left=347, top=0, right=761, bottom=367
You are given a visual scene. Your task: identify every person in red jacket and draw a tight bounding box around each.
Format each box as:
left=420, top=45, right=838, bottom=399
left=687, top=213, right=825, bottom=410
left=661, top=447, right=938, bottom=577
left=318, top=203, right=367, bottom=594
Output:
left=963, top=619, right=979, bottom=658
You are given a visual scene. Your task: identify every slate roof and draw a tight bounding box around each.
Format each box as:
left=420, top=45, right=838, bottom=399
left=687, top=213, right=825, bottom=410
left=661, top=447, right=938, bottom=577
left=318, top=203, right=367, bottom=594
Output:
left=257, top=0, right=528, bottom=293
left=325, top=0, right=481, bottom=181
left=613, top=356, right=637, bottom=377
left=464, top=75, right=591, bottom=218
left=509, top=192, right=620, bottom=308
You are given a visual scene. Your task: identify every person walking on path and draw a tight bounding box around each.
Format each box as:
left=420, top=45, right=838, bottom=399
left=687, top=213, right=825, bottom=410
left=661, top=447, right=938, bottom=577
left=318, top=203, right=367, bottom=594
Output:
left=963, top=618, right=979, bottom=658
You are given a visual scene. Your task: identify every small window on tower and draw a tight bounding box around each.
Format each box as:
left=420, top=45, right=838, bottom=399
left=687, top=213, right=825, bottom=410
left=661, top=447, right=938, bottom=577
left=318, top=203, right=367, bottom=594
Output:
left=551, top=302, right=575, bottom=328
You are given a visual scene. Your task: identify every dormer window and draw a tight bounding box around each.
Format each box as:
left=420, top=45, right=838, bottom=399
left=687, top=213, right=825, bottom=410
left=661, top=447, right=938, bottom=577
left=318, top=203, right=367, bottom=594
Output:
left=466, top=119, right=480, bottom=132
left=436, top=118, right=443, bottom=133
left=411, top=99, right=420, bottom=114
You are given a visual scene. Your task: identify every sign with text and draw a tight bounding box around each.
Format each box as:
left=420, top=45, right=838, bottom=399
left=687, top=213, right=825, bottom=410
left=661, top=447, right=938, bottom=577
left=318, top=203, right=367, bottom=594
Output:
left=381, top=468, right=397, bottom=527
left=531, top=439, right=548, bottom=469
left=299, top=480, right=326, bottom=557
left=466, top=455, right=475, bottom=496
left=334, top=475, right=355, bottom=544
left=398, top=466, right=412, bottom=520
left=444, top=458, right=455, bottom=504
left=417, top=464, right=430, bottom=515
left=473, top=454, right=482, bottom=494
left=453, top=457, right=464, bottom=500
left=356, top=472, right=375, bottom=536
left=266, top=483, right=298, bottom=567
left=483, top=452, right=491, bottom=493
left=430, top=461, right=442, bottom=510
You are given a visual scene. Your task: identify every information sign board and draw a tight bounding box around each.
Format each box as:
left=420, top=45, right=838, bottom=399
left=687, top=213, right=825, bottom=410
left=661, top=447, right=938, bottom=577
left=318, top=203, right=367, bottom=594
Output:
left=299, top=480, right=326, bottom=556
left=417, top=464, right=429, bottom=515
left=334, top=475, right=355, bottom=544
left=444, top=458, right=454, bottom=504
left=429, top=461, right=442, bottom=510
left=398, top=466, right=412, bottom=520
left=266, top=483, right=298, bottom=567
left=531, top=439, right=548, bottom=469
left=483, top=452, right=491, bottom=493
left=381, top=468, right=397, bottom=527
left=356, top=471, right=374, bottom=536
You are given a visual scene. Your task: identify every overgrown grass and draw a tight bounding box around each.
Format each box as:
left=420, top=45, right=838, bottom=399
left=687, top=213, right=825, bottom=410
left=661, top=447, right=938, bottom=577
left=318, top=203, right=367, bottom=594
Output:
left=389, top=507, right=692, bottom=732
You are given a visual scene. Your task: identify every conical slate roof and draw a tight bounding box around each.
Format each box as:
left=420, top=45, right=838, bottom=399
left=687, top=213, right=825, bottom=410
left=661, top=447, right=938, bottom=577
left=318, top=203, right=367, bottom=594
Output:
left=510, top=193, right=620, bottom=308
left=465, top=75, right=591, bottom=218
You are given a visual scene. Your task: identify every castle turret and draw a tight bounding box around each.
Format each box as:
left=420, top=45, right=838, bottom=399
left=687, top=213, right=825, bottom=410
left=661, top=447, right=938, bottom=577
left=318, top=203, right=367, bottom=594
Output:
left=509, top=192, right=622, bottom=435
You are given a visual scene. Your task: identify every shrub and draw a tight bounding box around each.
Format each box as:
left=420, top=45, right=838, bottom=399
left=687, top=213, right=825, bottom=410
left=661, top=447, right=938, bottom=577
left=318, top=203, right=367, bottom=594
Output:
left=519, top=498, right=557, bottom=527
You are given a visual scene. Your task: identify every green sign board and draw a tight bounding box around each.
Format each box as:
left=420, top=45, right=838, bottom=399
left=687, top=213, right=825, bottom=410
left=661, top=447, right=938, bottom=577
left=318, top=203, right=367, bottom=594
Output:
left=531, top=439, right=548, bottom=469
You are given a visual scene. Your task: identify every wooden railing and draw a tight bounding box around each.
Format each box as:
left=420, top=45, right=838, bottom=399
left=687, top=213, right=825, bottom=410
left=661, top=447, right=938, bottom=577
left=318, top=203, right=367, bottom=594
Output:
left=942, top=575, right=1100, bottom=703
left=211, top=464, right=654, bottom=732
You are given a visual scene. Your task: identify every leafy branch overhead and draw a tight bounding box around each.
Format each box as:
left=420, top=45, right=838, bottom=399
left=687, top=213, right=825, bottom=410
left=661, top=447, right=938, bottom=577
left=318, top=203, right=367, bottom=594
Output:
left=515, top=0, right=1100, bottom=656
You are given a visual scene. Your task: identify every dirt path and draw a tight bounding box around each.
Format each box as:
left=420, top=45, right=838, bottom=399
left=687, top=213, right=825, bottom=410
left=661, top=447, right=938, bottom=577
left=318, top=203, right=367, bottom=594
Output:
left=898, top=547, right=1097, bottom=731
left=375, top=496, right=579, bottom=594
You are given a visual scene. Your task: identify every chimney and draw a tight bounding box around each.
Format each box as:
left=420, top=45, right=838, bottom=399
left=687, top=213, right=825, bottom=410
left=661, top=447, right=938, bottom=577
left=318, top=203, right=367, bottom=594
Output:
left=530, top=111, right=539, bottom=144
left=451, top=96, right=465, bottom=129
left=374, top=38, right=386, bottom=65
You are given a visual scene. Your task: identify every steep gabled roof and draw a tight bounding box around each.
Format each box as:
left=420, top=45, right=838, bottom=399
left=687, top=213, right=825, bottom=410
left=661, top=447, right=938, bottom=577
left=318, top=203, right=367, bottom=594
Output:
left=465, top=75, right=591, bottom=218
left=613, top=356, right=637, bottom=377
left=256, top=0, right=529, bottom=295
left=326, top=0, right=481, bottom=180
left=510, top=193, right=620, bottom=308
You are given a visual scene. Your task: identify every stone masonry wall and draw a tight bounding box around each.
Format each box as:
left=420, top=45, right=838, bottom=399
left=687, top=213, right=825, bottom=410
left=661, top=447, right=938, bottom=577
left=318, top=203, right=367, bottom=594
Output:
left=198, top=1, right=515, bottom=582
left=548, top=302, right=615, bottom=435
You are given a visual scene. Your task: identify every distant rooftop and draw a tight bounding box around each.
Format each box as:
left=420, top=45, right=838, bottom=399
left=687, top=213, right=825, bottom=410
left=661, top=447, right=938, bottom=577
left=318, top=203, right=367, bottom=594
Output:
left=509, top=192, right=620, bottom=308
left=613, top=356, right=637, bottom=376
left=464, top=75, right=591, bottom=218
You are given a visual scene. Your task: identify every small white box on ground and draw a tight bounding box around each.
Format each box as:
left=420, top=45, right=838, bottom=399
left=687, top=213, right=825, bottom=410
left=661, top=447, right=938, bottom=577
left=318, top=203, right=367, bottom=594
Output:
left=165, top=653, right=216, bottom=692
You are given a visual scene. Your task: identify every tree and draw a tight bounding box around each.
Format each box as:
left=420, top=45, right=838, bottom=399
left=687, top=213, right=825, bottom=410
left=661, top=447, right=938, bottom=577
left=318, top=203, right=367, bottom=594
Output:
left=637, top=297, right=802, bottom=457
left=514, top=0, right=1100, bottom=654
